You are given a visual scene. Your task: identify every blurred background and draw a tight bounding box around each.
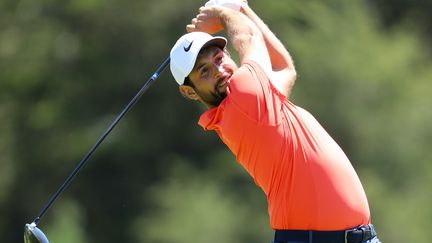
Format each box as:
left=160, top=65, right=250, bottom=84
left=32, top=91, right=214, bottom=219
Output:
left=1, top=0, right=432, bottom=242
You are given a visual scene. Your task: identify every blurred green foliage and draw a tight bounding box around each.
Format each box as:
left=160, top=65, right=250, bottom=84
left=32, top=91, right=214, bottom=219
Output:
left=1, top=0, right=431, bottom=242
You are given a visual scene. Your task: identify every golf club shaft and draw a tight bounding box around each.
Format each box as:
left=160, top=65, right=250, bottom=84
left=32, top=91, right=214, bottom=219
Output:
left=32, top=56, right=171, bottom=225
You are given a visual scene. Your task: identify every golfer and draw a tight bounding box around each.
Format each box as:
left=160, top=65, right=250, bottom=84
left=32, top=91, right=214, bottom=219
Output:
left=170, top=1, right=380, bottom=242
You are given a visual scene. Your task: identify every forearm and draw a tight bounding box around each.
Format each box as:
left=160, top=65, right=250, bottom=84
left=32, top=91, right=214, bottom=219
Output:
left=240, top=4, right=295, bottom=72
left=187, top=5, right=271, bottom=69
left=217, top=7, right=262, bottom=60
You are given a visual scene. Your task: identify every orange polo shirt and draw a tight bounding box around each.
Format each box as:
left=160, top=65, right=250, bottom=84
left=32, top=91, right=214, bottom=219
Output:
left=199, top=61, right=370, bottom=230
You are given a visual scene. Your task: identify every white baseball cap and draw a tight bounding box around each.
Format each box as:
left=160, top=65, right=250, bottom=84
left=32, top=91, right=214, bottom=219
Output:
left=170, top=32, right=227, bottom=85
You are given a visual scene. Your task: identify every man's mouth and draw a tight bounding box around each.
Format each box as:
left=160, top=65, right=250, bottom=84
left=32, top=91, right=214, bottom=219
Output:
left=218, top=79, right=227, bottom=88
left=217, top=72, right=231, bottom=88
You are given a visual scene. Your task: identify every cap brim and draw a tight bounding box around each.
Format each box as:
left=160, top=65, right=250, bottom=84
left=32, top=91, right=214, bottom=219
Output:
left=202, top=37, right=227, bottom=51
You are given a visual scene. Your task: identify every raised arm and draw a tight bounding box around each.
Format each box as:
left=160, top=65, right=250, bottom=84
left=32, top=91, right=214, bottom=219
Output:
left=186, top=6, right=272, bottom=74
left=240, top=3, right=297, bottom=97
left=240, top=4, right=294, bottom=71
left=188, top=1, right=297, bottom=98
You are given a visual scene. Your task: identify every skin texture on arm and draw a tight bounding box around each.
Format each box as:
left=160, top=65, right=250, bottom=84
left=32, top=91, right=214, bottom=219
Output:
left=240, top=3, right=297, bottom=97
left=187, top=6, right=272, bottom=73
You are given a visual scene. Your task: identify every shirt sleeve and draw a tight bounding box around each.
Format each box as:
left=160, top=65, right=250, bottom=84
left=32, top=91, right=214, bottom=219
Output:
left=227, top=61, right=286, bottom=126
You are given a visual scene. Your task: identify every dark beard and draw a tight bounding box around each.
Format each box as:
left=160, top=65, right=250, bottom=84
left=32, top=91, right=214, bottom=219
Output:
left=208, top=89, right=227, bottom=107
left=194, top=85, right=227, bottom=107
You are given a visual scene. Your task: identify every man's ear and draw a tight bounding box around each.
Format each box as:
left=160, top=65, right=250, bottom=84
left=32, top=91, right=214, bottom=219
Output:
left=179, top=85, right=200, bottom=101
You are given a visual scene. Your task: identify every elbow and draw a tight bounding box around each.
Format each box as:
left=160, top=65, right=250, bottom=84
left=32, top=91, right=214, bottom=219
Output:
left=289, top=68, right=297, bottom=88
left=285, top=69, right=297, bottom=98
left=291, top=68, right=297, bottom=83
left=273, top=68, right=297, bottom=98
left=283, top=67, right=297, bottom=86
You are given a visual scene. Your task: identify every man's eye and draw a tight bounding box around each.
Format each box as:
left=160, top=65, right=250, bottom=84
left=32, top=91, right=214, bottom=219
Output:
left=201, top=68, right=208, bottom=77
left=216, top=56, right=223, bottom=64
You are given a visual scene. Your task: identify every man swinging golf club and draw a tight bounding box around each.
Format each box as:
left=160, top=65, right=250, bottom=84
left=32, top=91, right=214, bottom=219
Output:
left=169, top=1, right=381, bottom=242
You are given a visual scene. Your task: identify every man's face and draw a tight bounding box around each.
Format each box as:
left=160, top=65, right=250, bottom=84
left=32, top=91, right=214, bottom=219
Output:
left=181, top=45, right=238, bottom=108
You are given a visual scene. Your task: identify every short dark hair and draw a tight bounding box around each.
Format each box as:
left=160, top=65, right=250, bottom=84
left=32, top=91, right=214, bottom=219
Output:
left=183, top=76, right=194, bottom=87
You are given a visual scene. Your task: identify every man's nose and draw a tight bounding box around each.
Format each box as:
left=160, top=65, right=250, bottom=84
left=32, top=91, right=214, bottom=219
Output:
left=213, top=63, right=225, bottom=77
left=218, top=64, right=226, bottom=73
left=214, top=63, right=226, bottom=74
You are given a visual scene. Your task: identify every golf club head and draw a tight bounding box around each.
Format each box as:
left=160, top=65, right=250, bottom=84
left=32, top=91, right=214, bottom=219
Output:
left=24, top=223, right=49, bottom=243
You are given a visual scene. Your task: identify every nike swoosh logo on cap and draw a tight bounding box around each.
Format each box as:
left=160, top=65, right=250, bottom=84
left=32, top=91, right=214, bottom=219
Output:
left=183, top=41, right=194, bottom=52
